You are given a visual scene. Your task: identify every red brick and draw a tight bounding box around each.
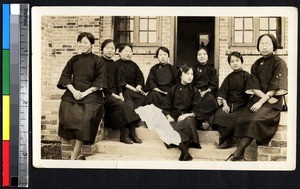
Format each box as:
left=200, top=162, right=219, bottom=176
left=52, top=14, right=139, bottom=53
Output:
left=258, top=154, right=269, bottom=161
left=258, top=146, right=281, bottom=155
left=270, top=155, right=287, bottom=161
left=269, top=140, right=287, bottom=148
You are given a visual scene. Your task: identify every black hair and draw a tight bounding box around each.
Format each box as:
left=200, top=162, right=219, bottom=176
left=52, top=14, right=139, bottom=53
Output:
left=155, top=46, right=170, bottom=58
left=178, top=64, right=192, bottom=77
left=118, top=44, right=133, bottom=53
left=77, top=32, right=95, bottom=44
left=196, top=47, right=208, bottom=56
left=227, top=51, right=244, bottom=64
left=101, top=39, right=116, bottom=51
left=256, top=33, right=278, bottom=52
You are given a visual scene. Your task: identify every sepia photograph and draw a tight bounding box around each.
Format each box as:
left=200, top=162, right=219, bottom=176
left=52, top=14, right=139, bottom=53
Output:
left=31, top=6, right=297, bottom=170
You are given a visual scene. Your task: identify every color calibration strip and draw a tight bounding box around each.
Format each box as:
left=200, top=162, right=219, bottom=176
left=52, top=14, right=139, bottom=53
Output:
left=2, top=4, right=30, bottom=187
left=2, top=3, right=11, bottom=187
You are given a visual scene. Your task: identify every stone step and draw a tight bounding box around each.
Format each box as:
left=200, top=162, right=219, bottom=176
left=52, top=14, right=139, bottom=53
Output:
left=93, top=140, right=235, bottom=161
left=106, top=128, right=220, bottom=144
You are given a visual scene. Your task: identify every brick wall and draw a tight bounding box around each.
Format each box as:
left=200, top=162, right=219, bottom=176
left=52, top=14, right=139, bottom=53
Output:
left=257, top=113, right=287, bottom=161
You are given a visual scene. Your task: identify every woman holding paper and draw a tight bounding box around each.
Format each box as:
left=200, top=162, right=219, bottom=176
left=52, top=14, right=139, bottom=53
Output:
left=161, top=65, right=204, bottom=161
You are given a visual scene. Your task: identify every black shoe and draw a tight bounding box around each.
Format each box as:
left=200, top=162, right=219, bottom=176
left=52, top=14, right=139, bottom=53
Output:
left=178, top=153, right=184, bottom=161
left=216, top=140, right=231, bottom=149
left=75, top=155, right=86, bottom=160
left=225, top=154, right=246, bottom=161
left=120, top=137, right=134, bottom=144
left=129, top=135, right=142, bottom=143
left=182, top=154, right=193, bottom=161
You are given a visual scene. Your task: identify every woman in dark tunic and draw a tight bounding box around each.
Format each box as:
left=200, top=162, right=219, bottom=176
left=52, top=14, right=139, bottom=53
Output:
left=193, top=47, right=218, bottom=129
left=162, top=65, right=203, bottom=161
left=101, top=39, right=142, bottom=144
left=213, top=52, right=250, bottom=149
left=115, top=44, right=146, bottom=110
left=226, top=34, right=288, bottom=161
left=57, top=32, right=107, bottom=160
left=145, top=46, right=178, bottom=109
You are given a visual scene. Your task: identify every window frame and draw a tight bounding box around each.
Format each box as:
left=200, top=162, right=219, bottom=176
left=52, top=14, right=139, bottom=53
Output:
left=231, top=17, right=283, bottom=48
left=114, top=16, right=161, bottom=47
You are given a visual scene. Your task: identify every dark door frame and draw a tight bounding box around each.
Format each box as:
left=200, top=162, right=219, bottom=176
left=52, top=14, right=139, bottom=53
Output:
left=173, top=16, right=219, bottom=74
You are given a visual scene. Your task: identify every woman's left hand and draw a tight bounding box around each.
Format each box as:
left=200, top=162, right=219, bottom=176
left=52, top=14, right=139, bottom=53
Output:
left=177, top=114, right=189, bottom=122
left=268, top=97, right=278, bottom=104
left=250, top=102, right=263, bottom=112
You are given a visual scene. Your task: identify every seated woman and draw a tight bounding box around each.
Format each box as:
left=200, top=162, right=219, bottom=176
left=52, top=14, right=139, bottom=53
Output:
left=145, top=46, right=178, bottom=109
left=227, top=34, right=288, bottom=161
left=193, top=47, right=219, bottom=129
left=213, top=51, right=250, bottom=149
left=115, top=44, right=146, bottom=110
left=100, top=39, right=142, bottom=144
left=161, top=65, right=204, bottom=161
left=57, top=32, right=106, bottom=160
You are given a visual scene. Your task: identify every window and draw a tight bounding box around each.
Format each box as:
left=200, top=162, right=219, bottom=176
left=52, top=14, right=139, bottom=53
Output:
left=233, top=17, right=254, bottom=44
left=114, top=16, right=160, bottom=46
left=259, top=17, right=282, bottom=47
left=115, top=16, right=134, bottom=44
left=232, top=17, right=283, bottom=48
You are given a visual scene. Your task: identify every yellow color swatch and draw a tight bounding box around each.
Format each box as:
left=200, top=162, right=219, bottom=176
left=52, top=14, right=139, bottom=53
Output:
left=2, top=95, right=10, bottom=140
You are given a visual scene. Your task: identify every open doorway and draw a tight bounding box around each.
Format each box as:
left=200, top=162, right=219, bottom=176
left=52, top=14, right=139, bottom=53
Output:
left=176, top=17, right=215, bottom=68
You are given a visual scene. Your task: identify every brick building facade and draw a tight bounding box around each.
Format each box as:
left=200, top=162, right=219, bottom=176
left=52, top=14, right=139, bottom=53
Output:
left=40, top=15, right=288, bottom=161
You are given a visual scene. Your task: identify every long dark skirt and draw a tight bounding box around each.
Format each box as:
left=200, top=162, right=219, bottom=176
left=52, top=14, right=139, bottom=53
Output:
left=123, top=89, right=146, bottom=109
left=145, top=90, right=167, bottom=109
left=214, top=108, right=244, bottom=128
left=170, top=117, right=201, bottom=148
left=199, top=92, right=218, bottom=114
left=234, top=106, right=281, bottom=144
left=58, top=100, right=103, bottom=144
left=213, top=108, right=244, bottom=142
left=104, top=95, right=140, bottom=130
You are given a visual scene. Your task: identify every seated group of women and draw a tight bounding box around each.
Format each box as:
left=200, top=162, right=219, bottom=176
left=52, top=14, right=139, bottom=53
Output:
left=57, top=32, right=287, bottom=161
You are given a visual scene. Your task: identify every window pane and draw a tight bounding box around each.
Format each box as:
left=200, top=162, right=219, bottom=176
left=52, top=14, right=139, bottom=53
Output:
left=235, top=18, right=243, bottom=30
left=244, top=31, right=253, bottom=43
left=118, top=20, right=125, bottom=31
left=234, top=31, right=243, bottom=43
left=260, top=30, right=268, bottom=36
left=148, top=32, right=156, bottom=43
left=260, top=17, right=268, bottom=30
left=269, top=30, right=277, bottom=38
left=269, top=18, right=277, bottom=30
left=244, top=18, right=253, bottom=30
left=139, top=32, right=148, bottom=43
left=149, top=19, right=157, bottom=30
left=140, top=19, right=148, bottom=30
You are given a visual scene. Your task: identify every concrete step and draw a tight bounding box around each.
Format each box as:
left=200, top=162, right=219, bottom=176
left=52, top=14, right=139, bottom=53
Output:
left=105, top=112, right=286, bottom=142
left=106, top=127, right=220, bottom=144
left=92, top=139, right=235, bottom=161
